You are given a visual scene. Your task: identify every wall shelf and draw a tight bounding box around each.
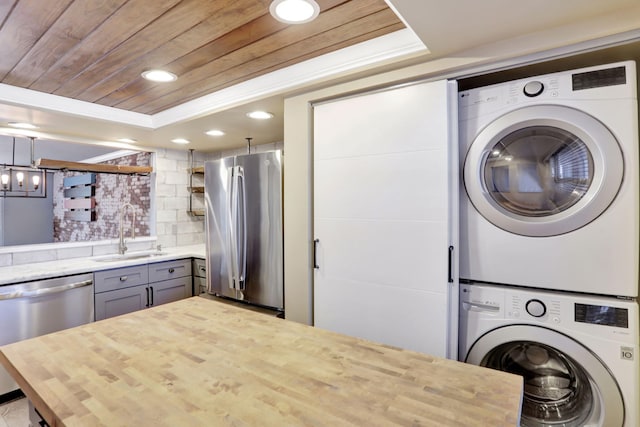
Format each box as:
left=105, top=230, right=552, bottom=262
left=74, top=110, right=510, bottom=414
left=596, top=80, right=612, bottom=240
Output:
left=187, top=150, right=205, bottom=217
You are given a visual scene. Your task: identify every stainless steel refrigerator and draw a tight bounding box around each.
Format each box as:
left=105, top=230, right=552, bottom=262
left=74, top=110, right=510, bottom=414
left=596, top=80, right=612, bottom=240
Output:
left=204, top=150, right=283, bottom=311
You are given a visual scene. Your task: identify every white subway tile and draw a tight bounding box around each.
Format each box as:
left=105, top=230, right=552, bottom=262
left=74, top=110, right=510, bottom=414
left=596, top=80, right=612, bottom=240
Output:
left=57, top=246, right=93, bottom=260
left=157, top=210, right=178, bottom=223
left=0, top=254, right=11, bottom=267
left=13, top=250, right=57, bottom=265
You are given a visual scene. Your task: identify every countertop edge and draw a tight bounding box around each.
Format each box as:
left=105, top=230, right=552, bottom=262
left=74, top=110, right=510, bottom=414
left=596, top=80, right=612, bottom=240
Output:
left=0, top=244, right=205, bottom=286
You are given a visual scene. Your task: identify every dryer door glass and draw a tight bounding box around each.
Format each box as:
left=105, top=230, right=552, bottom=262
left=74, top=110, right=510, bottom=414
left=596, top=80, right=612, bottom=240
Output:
left=463, top=105, right=624, bottom=237
left=483, top=341, right=593, bottom=426
left=484, top=126, right=594, bottom=217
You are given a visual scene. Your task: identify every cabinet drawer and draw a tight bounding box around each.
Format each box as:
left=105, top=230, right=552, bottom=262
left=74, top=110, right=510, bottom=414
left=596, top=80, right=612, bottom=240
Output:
left=193, top=258, right=206, bottom=278
left=94, top=265, right=148, bottom=293
left=149, top=258, right=192, bottom=283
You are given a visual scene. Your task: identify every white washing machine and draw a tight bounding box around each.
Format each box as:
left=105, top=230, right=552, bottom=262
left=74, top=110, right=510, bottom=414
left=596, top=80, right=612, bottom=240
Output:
left=459, top=61, right=639, bottom=297
left=459, top=282, right=639, bottom=427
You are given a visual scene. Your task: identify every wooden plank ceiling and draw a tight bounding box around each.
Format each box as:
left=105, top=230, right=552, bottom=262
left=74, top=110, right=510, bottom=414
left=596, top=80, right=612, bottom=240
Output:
left=0, top=0, right=403, bottom=115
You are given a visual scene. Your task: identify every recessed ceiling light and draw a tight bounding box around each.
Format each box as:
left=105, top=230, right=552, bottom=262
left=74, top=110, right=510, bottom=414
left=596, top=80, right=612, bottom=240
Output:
left=117, top=138, right=137, bottom=144
left=269, top=0, right=320, bottom=24
left=141, top=69, right=177, bottom=82
left=171, top=138, right=190, bottom=144
left=205, top=129, right=225, bottom=136
left=8, top=122, right=38, bottom=129
left=246, top=111, right=274, bottom=120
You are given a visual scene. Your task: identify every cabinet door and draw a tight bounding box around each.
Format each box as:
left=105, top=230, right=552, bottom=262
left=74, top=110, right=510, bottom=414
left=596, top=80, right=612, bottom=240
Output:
left=150, top=278, right=193, bottom=307
left=313, top=79, right=459, bottom=358
left=95, top=285, right=148, bottom=321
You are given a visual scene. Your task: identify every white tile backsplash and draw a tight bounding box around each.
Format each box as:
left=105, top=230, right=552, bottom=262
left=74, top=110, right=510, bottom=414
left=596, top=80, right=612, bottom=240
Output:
left=56, top=246, right=93, bottom=260
left=0, top=253, right=11, bottom=267
left=13, top=250, right=57, bottom=265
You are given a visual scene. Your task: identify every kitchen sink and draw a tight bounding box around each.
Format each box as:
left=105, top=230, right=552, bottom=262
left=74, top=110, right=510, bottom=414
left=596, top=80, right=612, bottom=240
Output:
left=92, top=251, right=167, bottom=263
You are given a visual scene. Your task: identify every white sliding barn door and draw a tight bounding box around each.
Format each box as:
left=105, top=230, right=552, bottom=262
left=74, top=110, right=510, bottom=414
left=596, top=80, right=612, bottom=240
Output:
left=313, top=80, right=459, bottom=358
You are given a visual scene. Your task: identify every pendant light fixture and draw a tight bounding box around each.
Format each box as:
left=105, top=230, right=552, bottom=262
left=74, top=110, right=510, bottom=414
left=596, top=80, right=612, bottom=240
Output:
left=269, top=0, right=320, bottom=24
left=0, top=137, right=47, bottom=198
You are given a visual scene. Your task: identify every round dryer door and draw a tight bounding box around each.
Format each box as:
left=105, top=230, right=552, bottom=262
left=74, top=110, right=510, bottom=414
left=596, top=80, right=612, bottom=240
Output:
left=464, top=104, right=624, bottom=236
left=466, top=325, right=624, bottom=427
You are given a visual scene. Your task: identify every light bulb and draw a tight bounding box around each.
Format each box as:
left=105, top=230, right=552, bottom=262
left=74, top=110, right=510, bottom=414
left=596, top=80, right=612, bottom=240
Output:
left=270, top=0, right=319, bottom=24
left=32, top=174, right=40, bottom=190
left=16, top=172, right=24, bottom=187
left=1, top=173, right=8, bottom=188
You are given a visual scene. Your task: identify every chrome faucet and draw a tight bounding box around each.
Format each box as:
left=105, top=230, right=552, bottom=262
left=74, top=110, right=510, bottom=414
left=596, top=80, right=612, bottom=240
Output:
left=119, top=203, right=136, bottom=255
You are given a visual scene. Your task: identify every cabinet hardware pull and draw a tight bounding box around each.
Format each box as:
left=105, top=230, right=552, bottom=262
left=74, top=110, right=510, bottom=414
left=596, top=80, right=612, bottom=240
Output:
left=199, top=266, right=206, bottom=272
left=168, top=268, right=175, bottom=273
left=448, top=246, right=454, bottom=283
left=313, top=239, right=320, bottom=269
left=149, top=286, right=154, bottom=306
left=119, top=276, right=128, bottom=282
left=145, top=287, right=150, bottom=307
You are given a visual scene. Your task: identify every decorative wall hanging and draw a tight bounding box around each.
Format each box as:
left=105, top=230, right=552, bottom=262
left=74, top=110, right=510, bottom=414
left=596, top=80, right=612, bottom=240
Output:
left=63, top=173, right=96, bottom=222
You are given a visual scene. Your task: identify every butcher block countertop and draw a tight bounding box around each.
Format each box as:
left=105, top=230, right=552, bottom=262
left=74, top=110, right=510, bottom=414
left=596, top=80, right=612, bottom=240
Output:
left=0, top=297, right=523, bottom=427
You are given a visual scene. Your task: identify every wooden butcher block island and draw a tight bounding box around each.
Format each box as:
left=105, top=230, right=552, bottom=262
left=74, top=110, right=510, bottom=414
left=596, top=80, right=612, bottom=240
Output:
left=0, top=297, right=523, bottom=426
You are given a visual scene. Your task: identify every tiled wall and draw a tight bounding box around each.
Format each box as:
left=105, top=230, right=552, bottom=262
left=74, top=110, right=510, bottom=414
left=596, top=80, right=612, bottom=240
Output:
left=154, top=148, right=205, bottom=248
left=53, top=152, right=152, bottom=242
left=154, top=142, right=283, bottom=248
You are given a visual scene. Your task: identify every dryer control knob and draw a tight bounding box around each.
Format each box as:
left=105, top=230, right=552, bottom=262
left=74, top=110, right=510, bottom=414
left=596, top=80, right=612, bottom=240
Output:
left=526, top=299, right=547, bottom=317
left=523, top=81, right=544, bottom=97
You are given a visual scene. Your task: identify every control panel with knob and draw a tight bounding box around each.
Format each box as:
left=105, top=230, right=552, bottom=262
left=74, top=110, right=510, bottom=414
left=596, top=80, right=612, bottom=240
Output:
left=526, top=299, right=547, bottom=317
left=523, top=81, right=544, bottom=97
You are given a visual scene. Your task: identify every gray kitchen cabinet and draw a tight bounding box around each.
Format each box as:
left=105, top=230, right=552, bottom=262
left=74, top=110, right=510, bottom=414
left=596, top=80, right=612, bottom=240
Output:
left=95, top=284, right=148, bottom=320
left=148, top=258, right=192, bottom=306
left=94, top=259, right=193, bottom=321
left=192, top=258, right=206, bottom=295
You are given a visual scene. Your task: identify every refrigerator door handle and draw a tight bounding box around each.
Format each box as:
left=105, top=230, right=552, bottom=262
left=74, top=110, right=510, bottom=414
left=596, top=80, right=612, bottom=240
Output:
left=236, top=167, right=247, bottom=290
left=226, top=167, right=238, bottom=290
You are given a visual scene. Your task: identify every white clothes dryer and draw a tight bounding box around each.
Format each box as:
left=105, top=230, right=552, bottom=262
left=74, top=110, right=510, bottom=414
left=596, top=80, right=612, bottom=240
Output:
left=459, top=282, right=639, bottom=427
left=459, top=61, right=639, bottom=297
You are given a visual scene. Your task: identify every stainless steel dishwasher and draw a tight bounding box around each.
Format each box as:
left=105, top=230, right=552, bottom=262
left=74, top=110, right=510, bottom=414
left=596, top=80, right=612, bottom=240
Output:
left=0, top=273, right=94, bottom=398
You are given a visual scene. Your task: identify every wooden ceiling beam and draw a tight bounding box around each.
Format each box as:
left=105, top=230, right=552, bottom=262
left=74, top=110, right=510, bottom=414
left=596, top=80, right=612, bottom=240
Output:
left=115, top=0, right=397, bottom=113
left=128, top=9, right=402, bottom=114
left=0, top=0, right=404, bottom=115
left=54, top=0, right=261, bottom=100
left=0, top=0, right=73, bottom=81
left=3, top=0, right=128, bottom=88
left=76, top=0, right=270, bottom=104
left=96, top=12, right=288, bottom=107
left=27, top=0, right=183, bottom=94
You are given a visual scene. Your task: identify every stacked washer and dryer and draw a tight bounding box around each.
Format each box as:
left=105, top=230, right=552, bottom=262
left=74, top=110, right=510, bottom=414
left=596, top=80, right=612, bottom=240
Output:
left=457, top=61, right=639, bottom=427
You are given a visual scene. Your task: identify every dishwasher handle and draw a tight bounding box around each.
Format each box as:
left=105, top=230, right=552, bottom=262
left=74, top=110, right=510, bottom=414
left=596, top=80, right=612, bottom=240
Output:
left=0, top=279, right=93, bottom=300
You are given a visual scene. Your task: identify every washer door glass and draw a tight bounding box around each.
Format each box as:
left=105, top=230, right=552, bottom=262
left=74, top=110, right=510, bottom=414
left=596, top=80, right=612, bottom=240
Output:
left=483, top=341, right=593, bottom=426
left=465, top=325, right=624, bottom=427
left=485, top=126, right=594, bottom=217
left=464, top=105, right=624, bottom=237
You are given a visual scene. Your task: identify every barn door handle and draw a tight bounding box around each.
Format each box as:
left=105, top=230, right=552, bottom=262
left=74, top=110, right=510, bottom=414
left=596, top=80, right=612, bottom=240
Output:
left=448, top=246, right=454, bottom=283
left=313, top=239, right=320, bottom=269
